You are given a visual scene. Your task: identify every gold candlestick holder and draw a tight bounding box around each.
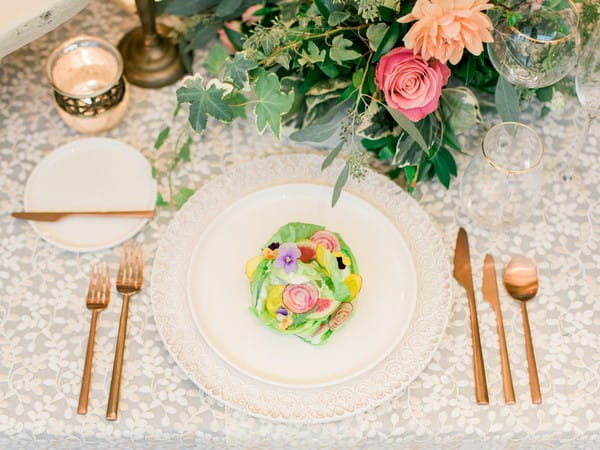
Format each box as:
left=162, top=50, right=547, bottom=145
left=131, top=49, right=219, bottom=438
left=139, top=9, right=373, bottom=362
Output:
left=118, top=0, right=187, bottom=88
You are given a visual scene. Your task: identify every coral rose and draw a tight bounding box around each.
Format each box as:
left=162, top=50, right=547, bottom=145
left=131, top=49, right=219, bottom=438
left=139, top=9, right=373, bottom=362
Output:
left=375, top=47, right=451, bottom=122
left=399, top=0, right=494, bottom=65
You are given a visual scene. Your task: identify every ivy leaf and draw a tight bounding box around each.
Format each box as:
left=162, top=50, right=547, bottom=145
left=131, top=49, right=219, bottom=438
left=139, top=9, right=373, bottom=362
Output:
left=321, top=142, right=344, bottom=170
left=176, top=76, right=233, bottom=132
left=224, top=53, right=258, bottom=89
left=536, top=86, right=553, bottom=102
left=151, top=165, right=158, bottom=179
left=393, top=135, right=420, bottom=168
left=178, top=136, right=192, bottom=162
left=384, top=105, right=428, bottom=151
left=432, top=149, right=451, bottom=188
left=299, top=41, right=326, bottom=65
left=331, top=163, right=349, bottom=207
left=495, top=77, right=520, bottom=122
left=173, top=187, right=196, bottom=208
left=224, top=91, right=248, bottom=119
left=205, top=44, right=229, bottom=76
left=440, top=87, right=482, bottom=134
left=254, top=70, right=294, bottom=137
left=329, top=35, right=361, bottom=64
left=154, top=127, right=170, bottom=149
left=367, top=23, right=389, bottom=51
left=156, top=192, right=169, bottom=207
left=328, top=11, right=350, bottom=26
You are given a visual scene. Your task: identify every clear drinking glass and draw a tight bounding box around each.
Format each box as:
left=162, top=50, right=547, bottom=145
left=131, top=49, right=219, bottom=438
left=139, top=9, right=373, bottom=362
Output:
left=46, top=35, right=130, bottom=134
left=487, top=1, right=580, bottom=88
left=459, top=122, right=544, bottom=230
left=575, top=23, right=600, bottom=135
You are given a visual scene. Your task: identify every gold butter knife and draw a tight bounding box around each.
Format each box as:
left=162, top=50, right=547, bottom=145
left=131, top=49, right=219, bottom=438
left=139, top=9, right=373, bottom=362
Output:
left=453, top=227, right=488, bottom=404
left=12, top=210, right=154, bottom=222
left=482, top=254, right=516, bottom=404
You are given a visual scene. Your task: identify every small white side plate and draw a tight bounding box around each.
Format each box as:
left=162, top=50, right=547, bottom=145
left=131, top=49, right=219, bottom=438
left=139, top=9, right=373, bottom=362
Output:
left=24, top=137, right=156, bottom=252
left=187, top=184, right=417, bottom=388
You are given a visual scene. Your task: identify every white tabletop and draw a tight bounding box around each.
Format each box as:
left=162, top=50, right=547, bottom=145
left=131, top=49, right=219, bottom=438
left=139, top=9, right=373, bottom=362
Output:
left=1, top=0, right=599, bottom=447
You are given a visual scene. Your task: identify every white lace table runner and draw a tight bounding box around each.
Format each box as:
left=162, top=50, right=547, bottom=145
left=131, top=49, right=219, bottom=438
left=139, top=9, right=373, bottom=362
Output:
left=0, top=1, right=599, bottom=447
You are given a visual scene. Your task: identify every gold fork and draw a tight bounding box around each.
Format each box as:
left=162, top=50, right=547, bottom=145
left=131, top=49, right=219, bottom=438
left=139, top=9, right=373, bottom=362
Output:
left=78, top=264, right=110, bottom=415
left=106, top=243, right=143, bottom=421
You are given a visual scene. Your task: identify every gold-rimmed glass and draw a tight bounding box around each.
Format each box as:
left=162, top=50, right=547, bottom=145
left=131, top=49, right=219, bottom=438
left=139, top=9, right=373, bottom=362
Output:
left=487, top=1, right=580, bottom=88
left=459, top=122, right=545, bottom=230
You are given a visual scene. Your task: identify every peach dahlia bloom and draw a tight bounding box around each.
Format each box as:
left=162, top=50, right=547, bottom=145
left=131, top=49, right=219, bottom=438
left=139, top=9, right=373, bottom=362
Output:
left=399, top=0, right=494, bottom=65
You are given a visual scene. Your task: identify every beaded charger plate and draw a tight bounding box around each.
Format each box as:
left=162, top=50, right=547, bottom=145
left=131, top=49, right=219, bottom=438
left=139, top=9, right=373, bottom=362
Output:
left=151, top=154, right=452, bottom=422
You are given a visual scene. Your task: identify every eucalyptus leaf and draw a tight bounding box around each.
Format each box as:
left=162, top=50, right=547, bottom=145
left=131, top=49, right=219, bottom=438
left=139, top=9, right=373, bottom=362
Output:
left=332, top=163, right=350, bottom=207
left=321, top=142, right=344, bottom=170
left=495, top=77, right=520, bottom=122
left=384, top=105, right=428, bottom=151
left=290, top=100, right=348, bottom=142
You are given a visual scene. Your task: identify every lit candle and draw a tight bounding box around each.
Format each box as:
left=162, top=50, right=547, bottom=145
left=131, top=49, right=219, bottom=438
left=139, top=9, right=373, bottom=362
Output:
left=46, top=35, right=129, bottom=133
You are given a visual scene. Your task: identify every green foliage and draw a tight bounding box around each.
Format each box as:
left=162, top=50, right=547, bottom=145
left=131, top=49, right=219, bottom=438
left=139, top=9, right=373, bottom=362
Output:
left=253, top=70, right=295, bottom=137
left=159, top=0, right=597, bottom=206
left=176, top=76, right=233, bottom=132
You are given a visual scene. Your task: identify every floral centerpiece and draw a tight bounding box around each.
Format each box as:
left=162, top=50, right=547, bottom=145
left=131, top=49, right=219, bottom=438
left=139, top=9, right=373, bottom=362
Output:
left=153, top=0, right=599, bottom=206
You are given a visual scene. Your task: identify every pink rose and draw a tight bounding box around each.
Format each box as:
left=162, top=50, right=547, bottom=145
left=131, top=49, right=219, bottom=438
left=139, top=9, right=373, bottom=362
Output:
left=375, top=47, right=451, bottom=122
left=217, top=21, right=241, bottom=53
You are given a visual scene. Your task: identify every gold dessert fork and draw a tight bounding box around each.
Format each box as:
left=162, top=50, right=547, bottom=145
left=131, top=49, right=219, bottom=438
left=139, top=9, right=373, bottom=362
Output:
left=106, top=243, right=143, bottom=421
left=78, top=264, right=111, bottom=415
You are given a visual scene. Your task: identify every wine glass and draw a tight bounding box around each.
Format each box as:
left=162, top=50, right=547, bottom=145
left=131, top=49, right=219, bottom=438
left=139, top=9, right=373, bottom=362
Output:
left=488, top=1, right=580, bottom=88
left=459, top=122, right=544, bottom=230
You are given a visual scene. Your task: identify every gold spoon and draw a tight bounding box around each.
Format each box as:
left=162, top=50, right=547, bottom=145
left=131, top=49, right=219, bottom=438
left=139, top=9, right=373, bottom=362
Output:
left=503, top=256, right=542, bottom=404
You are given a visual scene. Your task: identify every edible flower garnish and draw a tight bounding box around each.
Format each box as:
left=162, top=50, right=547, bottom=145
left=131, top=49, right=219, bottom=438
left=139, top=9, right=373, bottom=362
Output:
left=273, top=243, right=301, bottom=273
left=278, top=317, right=292, bottom=330
left=262, top=247, right=279, bottom=259
left=333, top=251, right=351, bottom=269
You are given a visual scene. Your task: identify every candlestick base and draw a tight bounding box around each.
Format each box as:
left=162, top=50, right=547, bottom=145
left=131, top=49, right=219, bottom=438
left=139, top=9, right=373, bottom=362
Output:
left=118, top=23, right=186, bottom=89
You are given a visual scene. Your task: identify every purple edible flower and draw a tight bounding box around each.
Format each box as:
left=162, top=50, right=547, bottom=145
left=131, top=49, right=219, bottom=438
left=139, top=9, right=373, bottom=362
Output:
left=276, top=306, right=288, bottom=316
left=273, top=243, right=301, bottom=273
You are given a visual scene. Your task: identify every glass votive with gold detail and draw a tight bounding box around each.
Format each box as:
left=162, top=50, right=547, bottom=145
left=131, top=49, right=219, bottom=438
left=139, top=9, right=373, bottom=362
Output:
left=45, top=35, right=130, bottom=134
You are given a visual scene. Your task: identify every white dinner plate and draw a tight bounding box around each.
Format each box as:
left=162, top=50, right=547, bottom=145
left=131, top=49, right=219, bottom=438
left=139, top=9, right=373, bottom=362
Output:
left=187, top=183, right=417, bottom=388
left=151, top=154, right=452, bottom=422
left=24, top=138, right=156, bottom=252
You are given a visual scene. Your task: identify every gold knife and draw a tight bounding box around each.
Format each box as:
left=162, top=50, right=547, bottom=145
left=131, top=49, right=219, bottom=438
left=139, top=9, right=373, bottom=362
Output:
left=12, top=210, right=154, bottom=222
left=453, top=227, right=489, bottom=404
left=482, top=254, right=516, bottom=404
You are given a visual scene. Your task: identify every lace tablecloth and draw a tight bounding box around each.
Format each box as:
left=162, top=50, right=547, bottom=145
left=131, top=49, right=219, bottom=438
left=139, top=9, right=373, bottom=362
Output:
left=1, top=1, right=599, bottom=447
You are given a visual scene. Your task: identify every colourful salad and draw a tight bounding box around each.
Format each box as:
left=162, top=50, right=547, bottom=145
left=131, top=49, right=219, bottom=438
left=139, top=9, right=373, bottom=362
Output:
left=245, top=222, right=362, bottom=345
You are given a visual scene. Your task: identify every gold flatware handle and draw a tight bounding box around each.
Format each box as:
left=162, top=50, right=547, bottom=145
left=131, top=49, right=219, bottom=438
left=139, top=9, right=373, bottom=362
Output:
left=12, top=210, right=155, bottom=222
left=521, top=303, right=542, bottom=404
left=107, top=294, right=131, bottom=420
left=466, top=287, right=489, bottom=405
left=78, top=310, right=99, bottom=414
